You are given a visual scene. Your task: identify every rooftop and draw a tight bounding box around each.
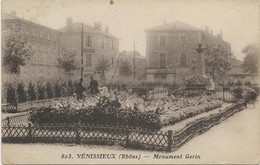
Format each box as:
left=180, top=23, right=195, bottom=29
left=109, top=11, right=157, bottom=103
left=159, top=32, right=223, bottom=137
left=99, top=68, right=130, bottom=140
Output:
left=58, top=22, right=117, bottom=39
left=145, top=21, right=200, bottom=32
left=2, top=12, right=60, bottom=33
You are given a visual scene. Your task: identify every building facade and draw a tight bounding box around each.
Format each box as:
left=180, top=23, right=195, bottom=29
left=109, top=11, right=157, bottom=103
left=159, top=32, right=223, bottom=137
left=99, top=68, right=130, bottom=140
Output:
left=2, top=12, right=61, bottom=78
left=59, top=18, right=119, bottom=80
left=117, top=51, right=146, bottom=79
left=145, top=22, right=231, bottom=84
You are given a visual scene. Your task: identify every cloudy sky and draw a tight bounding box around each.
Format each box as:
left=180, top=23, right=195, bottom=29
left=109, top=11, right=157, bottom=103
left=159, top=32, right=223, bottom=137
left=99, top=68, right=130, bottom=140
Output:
left=2, top=0, right=260, bottom=60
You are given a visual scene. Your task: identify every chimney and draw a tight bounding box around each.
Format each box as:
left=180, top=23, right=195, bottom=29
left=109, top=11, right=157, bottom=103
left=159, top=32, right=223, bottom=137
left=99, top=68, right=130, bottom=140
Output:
left=94, top=22, right=102, bottom=31
left=204, top=26, right=209, bottom=33
left=67, top=18, right=73, bottom=30
left=11, top=11, right=16, bottom=16
left=105, top=26, right=109, bottom=33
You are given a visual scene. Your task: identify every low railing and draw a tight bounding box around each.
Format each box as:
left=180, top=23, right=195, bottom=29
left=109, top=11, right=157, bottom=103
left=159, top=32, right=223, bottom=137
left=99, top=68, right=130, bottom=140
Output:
left=2, top=102, right=245, bottom=152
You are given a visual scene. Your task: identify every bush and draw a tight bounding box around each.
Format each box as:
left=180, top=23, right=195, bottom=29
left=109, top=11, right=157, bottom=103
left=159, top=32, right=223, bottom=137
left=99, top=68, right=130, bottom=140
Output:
left=28, top=83, right=37, bottom=101
left=46, top=82, right=54, bottom=99
left=54, top=82, right=62, bottom=97
left=37, top=83, right=47, bottom=100
left=67, top=80, right=75, bottom=96
left=29, top=96, right=161, bottom=130
left=6, top=83, right=16, bottom=104
left=230, top=86, right=243, bottom=99
left=243, top=87, right=257, bottom=104
left=17, top=82, right=27, bottom=103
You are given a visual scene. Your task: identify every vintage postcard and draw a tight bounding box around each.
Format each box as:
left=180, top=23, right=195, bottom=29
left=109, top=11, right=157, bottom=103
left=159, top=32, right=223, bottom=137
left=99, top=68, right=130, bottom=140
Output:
left=1, top=0, right=260, bottom=164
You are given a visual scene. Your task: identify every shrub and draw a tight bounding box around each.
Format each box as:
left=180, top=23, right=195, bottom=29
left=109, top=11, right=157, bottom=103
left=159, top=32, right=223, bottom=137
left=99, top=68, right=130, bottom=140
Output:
left=37, top=83, right=47, bottom=100
left=6, top=83, right=16, bottom=104
left=230, top=86, right=243, bottom=99
left=54, top=82, right=62, bottom=97
left=17, top=82, right=27, bottom=103
left=46, top=82, right=54, bottom=99
left=29, top=96, right=161, bottom=130
left=28, top=83, right=37, bottom=101
left=67, top=80, right=75, bottom=96
left=243, top=87, right=257, bottom=104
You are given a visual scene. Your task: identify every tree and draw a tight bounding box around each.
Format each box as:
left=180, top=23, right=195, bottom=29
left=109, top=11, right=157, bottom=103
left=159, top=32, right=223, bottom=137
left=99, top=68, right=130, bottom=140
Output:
left=2, top=31, right=33, bottom=73
left=28, top=83, right=37, bottom=101
left=204, top=44, right=231, bottom=81
left=17, top=82, right=27, bottom=103
left=95, top=57, right=111, bottom=82
left=242, top=43, right=259, bottom=73
left=57, top=47, right=79, bottom=75
left=119, top=60, right=133, bottom=77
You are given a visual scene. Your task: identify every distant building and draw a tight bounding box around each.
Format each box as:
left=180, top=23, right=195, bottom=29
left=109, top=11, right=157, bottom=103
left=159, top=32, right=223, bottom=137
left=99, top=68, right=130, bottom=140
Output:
left=117, top=51, right=146, bottom=79
left=2, top=12, right=61, bottom=78
left=145, top=22, right=231, bottom=84
left=59, top=18, right=119, bottom=79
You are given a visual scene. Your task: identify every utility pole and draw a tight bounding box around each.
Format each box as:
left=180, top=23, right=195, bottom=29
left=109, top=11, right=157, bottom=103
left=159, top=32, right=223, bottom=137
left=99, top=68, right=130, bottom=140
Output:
left=133, top=41, right=136, bottom=79
left=81, top=23, right=84, bottom=79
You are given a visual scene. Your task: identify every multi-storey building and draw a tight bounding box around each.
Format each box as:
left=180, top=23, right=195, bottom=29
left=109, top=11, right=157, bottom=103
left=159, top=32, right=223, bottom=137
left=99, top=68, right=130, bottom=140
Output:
left=145, top=22, right=231, bottom=84
left=117, top=51, right=146, bottom=79
left=59, top=18, right=119, bottom=79
left=2, top=12, right=61, bottom=78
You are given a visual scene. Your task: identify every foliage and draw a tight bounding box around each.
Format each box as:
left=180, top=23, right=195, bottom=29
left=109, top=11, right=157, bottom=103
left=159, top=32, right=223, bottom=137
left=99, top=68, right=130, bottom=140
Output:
left=2, top=32, right=33, bottom=73
left=67, top=80, right=75, bottom=96
left=204, top=44, right=231, bottom=81
left=161, top=100, right=223, bottom=125
left=29, top=96, right=161, bottom=130
left=57, top=47, right=79, bottom=74
left=46, top=82, right=54, bottom=99
left=37, top=83, right=47, bottom=100
left=17, top=82, right=27, bottom=103
left=95, top=57, right=111, bottom=81
left=242, top=43, right=259, bottom=73
left=6, top=83, right=16, bottom=104
left=243, top=86, right=257, bottom=104
left=28, top=83, right=37, bottom=101
left=119, top=60, right=133, bottom=77
left=54, top=82, right=63, bottom=98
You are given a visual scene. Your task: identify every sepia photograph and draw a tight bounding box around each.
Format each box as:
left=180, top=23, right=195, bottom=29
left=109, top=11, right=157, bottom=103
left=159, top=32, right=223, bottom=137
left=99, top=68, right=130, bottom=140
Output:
left=1, top=0, right=260, bottom=164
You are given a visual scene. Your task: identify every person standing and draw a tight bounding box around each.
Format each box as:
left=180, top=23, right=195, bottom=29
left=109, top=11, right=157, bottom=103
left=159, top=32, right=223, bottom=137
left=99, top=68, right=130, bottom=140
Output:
left=88, top=75, right=99, bottom=94
left=76, top=78, right=85, bottom=100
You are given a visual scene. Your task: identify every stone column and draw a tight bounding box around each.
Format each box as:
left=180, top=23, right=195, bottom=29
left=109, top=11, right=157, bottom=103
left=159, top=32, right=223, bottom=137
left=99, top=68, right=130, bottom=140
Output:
left=195, top=44, right=205, bottom=75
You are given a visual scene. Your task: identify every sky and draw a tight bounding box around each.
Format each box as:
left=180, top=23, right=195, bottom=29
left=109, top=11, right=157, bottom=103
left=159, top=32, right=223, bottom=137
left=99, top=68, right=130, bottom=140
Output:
left=2, top=0, right=260, bottom=60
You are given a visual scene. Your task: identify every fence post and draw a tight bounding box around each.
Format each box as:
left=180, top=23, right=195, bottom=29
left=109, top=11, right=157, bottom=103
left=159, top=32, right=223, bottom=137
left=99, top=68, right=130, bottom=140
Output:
left=222, top=88, right=225, bottom=100
left=7, top=117, right=10, bottom=137
left=167, top=130, right=173, bottom=152
left=28, top=123, right=32, bottom=140
left=75, top=123, right=81, bottom=144
left=7, top=117, right=10, bottom=127
left=126, top=130, right=130, bottom=147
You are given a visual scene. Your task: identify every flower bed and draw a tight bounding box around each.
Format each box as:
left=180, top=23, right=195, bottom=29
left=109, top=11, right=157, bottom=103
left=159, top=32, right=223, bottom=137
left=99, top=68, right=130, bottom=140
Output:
left=29, top=96, right=161, bottom=130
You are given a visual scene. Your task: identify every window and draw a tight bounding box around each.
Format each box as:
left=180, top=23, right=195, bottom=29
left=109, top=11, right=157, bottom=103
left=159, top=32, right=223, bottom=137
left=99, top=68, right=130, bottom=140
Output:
left=111, top=57, right=114, bottom=66
left=86, top=36, right=92, bottom=47
left=47, top=33, right=51, bottom=40
left=180, top=54, right=187, bottom=67
left=86, top=54, right=92, bottom=66
left=150, top=34, right=158, bottom=46
left=159, top=53, right=166, bottom=68
left=159, top=35, right=166, bottom=46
